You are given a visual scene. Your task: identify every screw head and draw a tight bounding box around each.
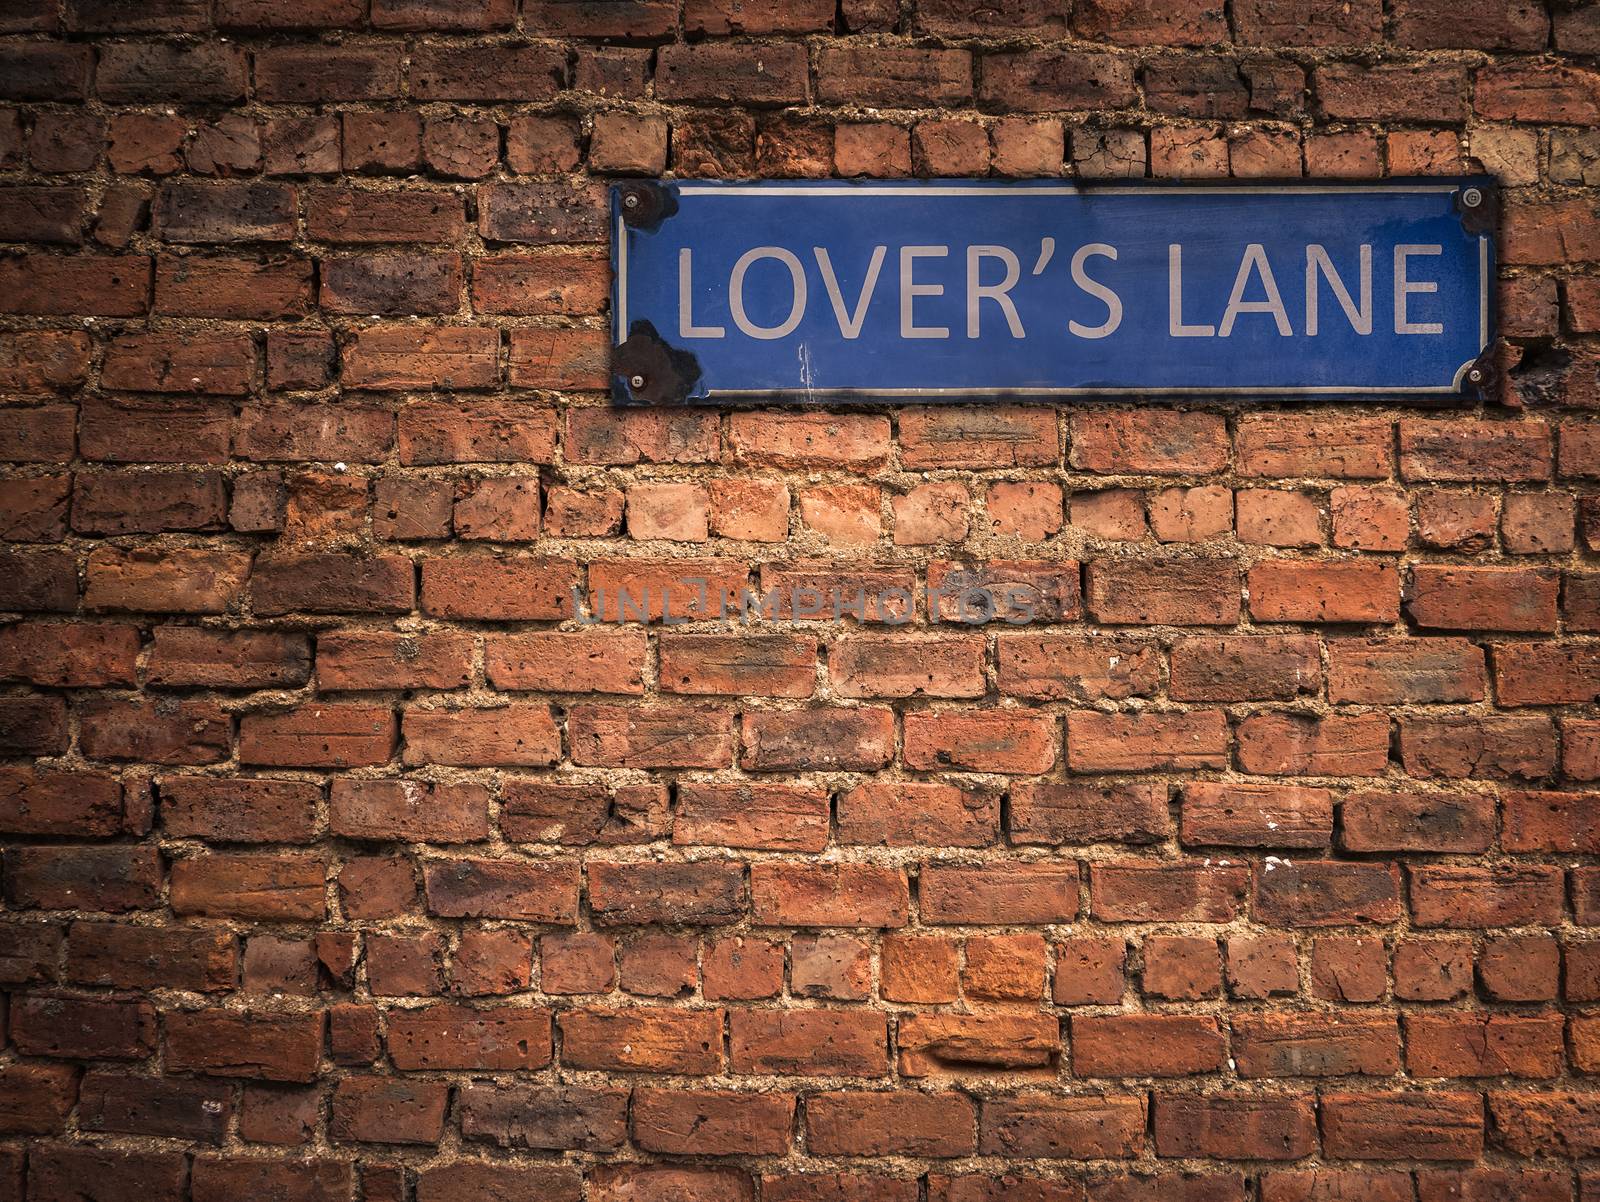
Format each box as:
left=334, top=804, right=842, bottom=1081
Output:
left=629, top=374, right=646, bottom=389
left=1461, top=186, right=1484, bottom=209
left=1468, top=368, right=1484, bottom=383
left=622, top=192, right=640, bottom=209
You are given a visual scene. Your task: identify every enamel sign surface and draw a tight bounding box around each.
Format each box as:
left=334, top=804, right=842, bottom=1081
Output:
left=608, top=179, right=1496, bottom=405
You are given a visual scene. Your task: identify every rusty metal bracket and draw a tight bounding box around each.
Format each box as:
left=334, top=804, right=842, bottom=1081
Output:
left=1457, top=343, right=1500, bottom=403
left=616, top=180, right=677, bottom=232
left=1455, top=179, right=1497, bottom=237
left=611, top=320, right=702, bottom=405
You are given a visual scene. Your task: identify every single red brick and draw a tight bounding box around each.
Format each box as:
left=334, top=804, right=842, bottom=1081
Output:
left=1226, top=935, right=1298, bottom=1000
left=1408, top=1017, right=1555, bottom=1081
left=807, top=1091, right=975, bottom=1156
left=10, top=993, right=156, bottom=1059
left=1072, top=1015, right=1225, bottom=1077
left=1410, top=865, right=1564, bottom=928
left=423, top=858, right=577, bottom=923
left=1254, top=861, right=1401, bottom=927
left=635, top=1088, right=795, bottom=1155
left=751, top=863, right=908, bottom=927
left=1340, top=790, right=1493, bottom=854
left=1043, top=941, right=1120, bottom=1005
left=1249, top=559, right=1399, bottom=623
left=1478, top=933, right=1561, bottom=1002
left=1393, top=937, right=1473, bottom=1002
left=1142, top=935, right=1221, bottom=1001
left=1237, top=711, right=1390, bottom=776
left=920, top=864, right=1078, bottom=925
left=538, top=932, right=615, bottom=996
left=1398, top=714, right=1557, bottom=780
left=703, top=935, right=784, bottom=1001
left=742, top=707, right=893, bottom=771
left=1091, top=862, right=1248, bottom=922
left=161, top=777, right=318, bottom=844
left=560, top=1007, right=720, bottom=1074
left=618, top=933, right=697, bottom=998
left=388, top=1003, right=551, bottom=1070
left=1154, top=1094, right=1316, bottom=1160
left=979, top=1092, right=1145, bottom=1160
left=589, top=860, right=745, bottom=926
left=839, top=780, right=999, bottom=848
left=1068, top=710, right=1228, bottom=772
left=1237, top=415, right=1392, bottom=478
left=898, top=1012, right=1060, bottom=1077
left=337, top=855, right=415, bottom=920
left=25, top=1148, right=185, bottom=1202
left=77, top=1072, right=232, bottom=1141
left=165, top=1010, right=323, bottom=1082
left=589, top=1166, right=745, bottom=1202
left=1182, top=782, right=1332, bottom=849
left=0, top=1061, right=77, bottom=1134
left=190, top=1158, right=353, bottom=1202
left=402, top=704, right=557, bottom=767
left=238, top=704, right=396, bottom=769
left=980, top=48, right=1135, bottom=111
left=170, top=852, right=327, bottom=921
left=332, top=1077, right=448, bottom=1144
left=904, top=710, right=1058, bottom=773
left=659, top=42, right=809, bottom=104
left=1309, top=935, right=1388, bottom=1002
left=1086, top=559, right=1241, bottom=624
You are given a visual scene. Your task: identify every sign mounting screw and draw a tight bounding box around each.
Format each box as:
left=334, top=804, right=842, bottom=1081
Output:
left=623, top=193, right=640, bottom=210
left=1467, top=368, right=1484, bottom=383
left=629, top=374, right=647, bottom=389
left=1461, top=187, right=1484, bottom=209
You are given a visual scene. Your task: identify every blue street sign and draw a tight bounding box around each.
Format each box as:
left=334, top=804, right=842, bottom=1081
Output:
left=608, top=179, right=1495, bottom=405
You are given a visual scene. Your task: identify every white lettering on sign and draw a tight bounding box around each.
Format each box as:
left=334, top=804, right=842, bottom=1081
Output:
left=678, top=248, right=725, bottom=339
left=1168, top=244, right=1214, bottom=338
left=1306, top=245, right=1372, bottom=336
left=1394, top=244, right=1444, bottom=335
left=814, top=246, right=884, bottom=339
left=674, top=240, right=1447, bottom=342
left=730, top=247, right=806, bottom=340
left=1069, top=243, right=1121, bottom=340
left=1219, top=244, right=1291, bottom=338
left=966, top=245, right=1024, bottom=338
left=900, top=246, right=949, bottom=339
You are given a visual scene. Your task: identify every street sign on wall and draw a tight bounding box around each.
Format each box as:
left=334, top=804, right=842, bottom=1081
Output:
left=607, top=179, right=1496, bottom=406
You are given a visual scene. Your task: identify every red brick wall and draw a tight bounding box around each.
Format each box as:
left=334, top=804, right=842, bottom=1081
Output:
left=1, top=0, right=1599, bottom=1198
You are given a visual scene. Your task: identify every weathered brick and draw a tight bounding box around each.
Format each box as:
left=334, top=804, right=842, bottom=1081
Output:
left=1068, top=710, right=1227, bottom=772
left=637, top=1087, right=795, bottom=1155
left=1321, top=1092, right=1484, bottom=1160
left=1410, top=865, right=1564, bottom=928
left=561, top=1007, right=720, bottom=1073
left=256, top=46, right=400, bottom=101
left=382, top=1003, right=548, bottom=1072
left=165, top=1010, right=323, bottom=1081
left=1154, top=1094, right=1317, bottom=1160
left=1073, top=1015, right=1226, bottom=1077
left=1086, top=559, right=1241, bottom=625
left=906, top=710, right=1057, bottom=773
left=1182, top=783, right=1332, bottom=849
left=731, top=1009, right=888, bottom=1076
left=981, top=49, right=1137, bottom=111
left=77, top=1072, right=233, bottom=1141
left=1232, top=1013, right=1400, bottom=1077
left=170, top=852, right=327, bottom=920
left=751, top=863, right=909, bottom=927
left=1341, top=791, right=1494, bottom=854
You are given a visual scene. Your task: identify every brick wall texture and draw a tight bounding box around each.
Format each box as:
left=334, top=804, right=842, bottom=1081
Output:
left=0, top=0, right=1599, bottom=1198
